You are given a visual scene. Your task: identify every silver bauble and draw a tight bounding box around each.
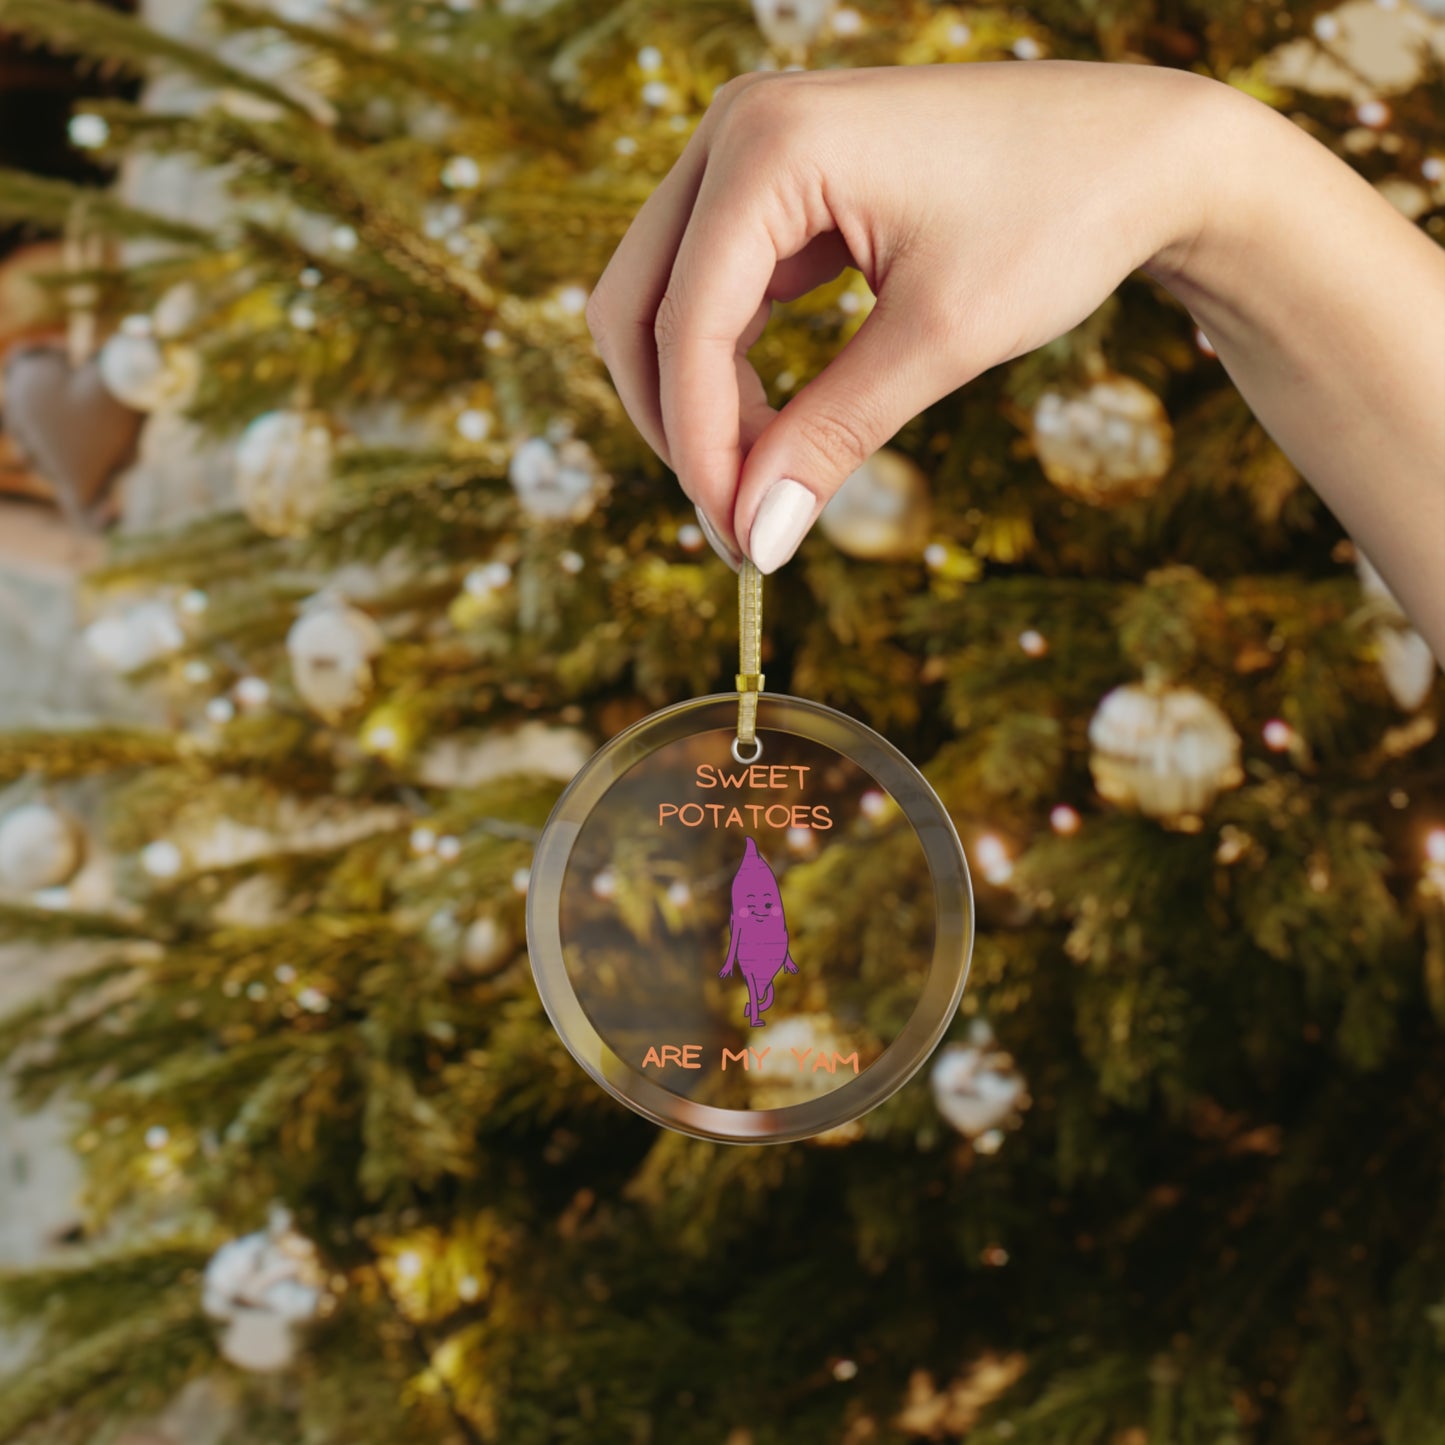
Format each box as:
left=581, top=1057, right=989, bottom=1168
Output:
left=1088, top=682, right=1243, bottom=823
left=98, top=332, right=199, bottom=412
left=462, top=914, right=512, bottom=975
left=1032, top=374, right=1173, bottom=505
left=930, top=1038, right=1028, bottom=1140
left=235, top=410, right=337, bottom=538
left=286, top=598, right=384, bottom=721
left=1356, top=551, right=1439, bottom=711
left=752, top=0, right=836, bottom=51
left=508, top=434, right=600, bottom=521
left=818, top=447, right=932, bottom=561
left=0, top=802, right=85, bottom=891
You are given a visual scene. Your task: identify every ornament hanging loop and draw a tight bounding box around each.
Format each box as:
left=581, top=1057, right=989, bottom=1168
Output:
left=734, top=559, right=764, bottom=762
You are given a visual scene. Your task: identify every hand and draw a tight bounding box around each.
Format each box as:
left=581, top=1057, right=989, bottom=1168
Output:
left=783, top=955, right=799, bottom=975
left=718, top=963, right=734, bottom=978
left=585, top=61, right=1215, bottom=573
left=586, top=60, right=1445, bottom=659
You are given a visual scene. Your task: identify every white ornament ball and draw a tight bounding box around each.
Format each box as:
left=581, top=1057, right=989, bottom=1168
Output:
left=462, top=914, right=512, bottom=975
left=235, top=411, right=337, bottom=538
left=217, top=1308, right=300, bottom=1373
left=0, top=803, right=85, bottom=892
left=84, top=599, right=185, bottom=674
left=1356, top=551, right=1439, bottom=710
left=818, top=447, right=932, bottom=561
left=746, top=1014, right=857, bottom=1113
left=1088, top=683, right=1244, bottom=823
left=98, top=331, right=199, bottom=412
left=930, top=1038, right=1028, bottom=1140
left=1032, top=374, right=1173, bottom=505
left=203, top=1209, right=327, bottom=1374
left=1376, top=627, right=1437, bottom=711
left=752, top=0, right=835, bottom=50
left=286, top=598, right=384, bottom=722
left=507, top=434, right=601, bottom=521
left=141, top=840, right=184, bottom=879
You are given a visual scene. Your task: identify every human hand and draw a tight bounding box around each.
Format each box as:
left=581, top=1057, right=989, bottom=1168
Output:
left=584, top=60, right=1219, bottom=573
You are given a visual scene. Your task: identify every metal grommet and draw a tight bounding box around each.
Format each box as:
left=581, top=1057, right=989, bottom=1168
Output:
left=731, top=735, right=763, bottom=765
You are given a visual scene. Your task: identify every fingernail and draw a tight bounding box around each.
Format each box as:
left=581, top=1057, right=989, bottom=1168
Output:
left=748, top=478, right=815, bottom=575
left=695, top=504, right=741, bottom=572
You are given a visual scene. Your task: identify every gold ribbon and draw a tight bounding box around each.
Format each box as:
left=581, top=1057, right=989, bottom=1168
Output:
left=734, top=559, right=764, bottom=762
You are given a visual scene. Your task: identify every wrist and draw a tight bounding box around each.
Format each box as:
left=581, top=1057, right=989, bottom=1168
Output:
left=1137, top=72, right=1269, bottom=297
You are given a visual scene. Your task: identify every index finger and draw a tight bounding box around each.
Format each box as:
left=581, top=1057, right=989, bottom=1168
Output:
left=655, top=107, right=815, bottom=547
left=585, top=73, right=771, bottom=476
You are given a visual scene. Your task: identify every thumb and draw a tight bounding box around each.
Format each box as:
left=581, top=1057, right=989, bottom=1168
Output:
left=732, top=277, right=970, bottom=575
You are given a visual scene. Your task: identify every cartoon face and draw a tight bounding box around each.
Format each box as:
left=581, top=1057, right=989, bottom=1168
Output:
left=744, top=887, right=775, bottom=921
left=731, top=838, right=784, bottom=925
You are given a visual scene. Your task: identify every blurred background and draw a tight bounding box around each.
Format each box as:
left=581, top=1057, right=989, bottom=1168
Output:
left=0, top=1, right=1442, bottom=1442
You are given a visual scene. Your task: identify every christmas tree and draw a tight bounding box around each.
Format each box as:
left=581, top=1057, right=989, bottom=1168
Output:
left=1, top=1, right=1443, bottom=1441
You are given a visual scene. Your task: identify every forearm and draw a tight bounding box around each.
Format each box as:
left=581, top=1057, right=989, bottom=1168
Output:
left=1141, top=78, right=1445, bottom=660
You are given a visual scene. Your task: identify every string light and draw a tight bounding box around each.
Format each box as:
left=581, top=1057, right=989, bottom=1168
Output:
left=860, top=789, right=889, bottom=821
left=465, top=561, right=512, bottom=595
left=363, top=722, right=400, bottom=754
left=141, top=841, right=183, bottom=879
left=1018, top=629, right=1049, bottom=658
left=1262, top=719, right=1293, bottom=751
left=975, top=834, right=1013, bottom=886
left=410, top=827, right=437, bottom=856
left=69, top=113, right=110, bottom=149
left=1049, top=804, right=1081, bottom=836
left=235, top=676, right=270, bottom=710
left=441, top=155, right=482, bottom=189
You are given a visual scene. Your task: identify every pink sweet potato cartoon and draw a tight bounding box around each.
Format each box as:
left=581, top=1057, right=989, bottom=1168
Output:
left=717, top=838, right=798, bottom=1027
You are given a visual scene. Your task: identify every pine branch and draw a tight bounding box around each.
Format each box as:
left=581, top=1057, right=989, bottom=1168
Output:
left=212, top=0, right=573, bottom=141
left=0, top=169, right=212, bottom=248
left=0, top=1268, right=210, bottom=1438
left=0, top=0, right=309, bottom=116
left=0, top=728, right=179, bottom=784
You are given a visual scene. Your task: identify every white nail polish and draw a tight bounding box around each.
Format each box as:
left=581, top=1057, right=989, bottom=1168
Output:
left=748, top=478, right=815, bottom=575
left=694, top=505, right=741, bottom=571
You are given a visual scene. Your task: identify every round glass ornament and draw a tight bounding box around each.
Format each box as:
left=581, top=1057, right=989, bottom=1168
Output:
left=527, top=686, right=973, bottom=1145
